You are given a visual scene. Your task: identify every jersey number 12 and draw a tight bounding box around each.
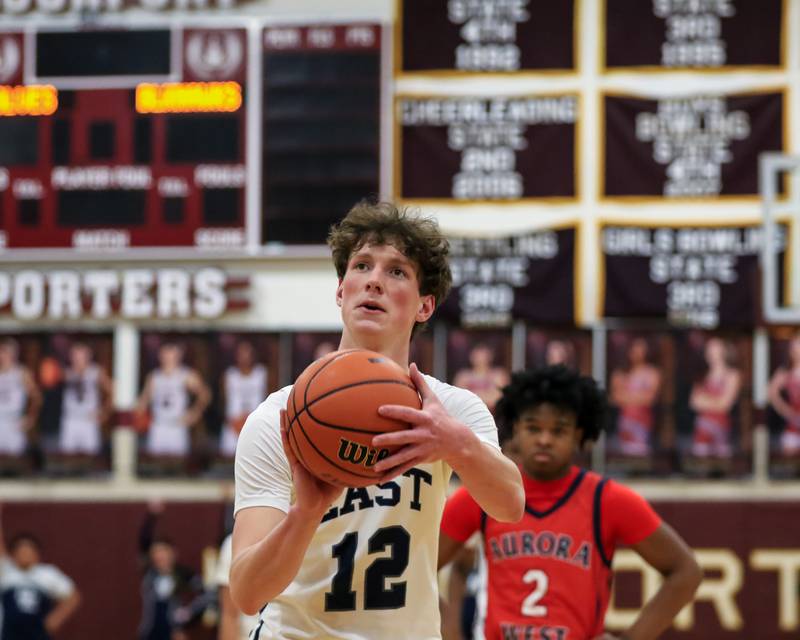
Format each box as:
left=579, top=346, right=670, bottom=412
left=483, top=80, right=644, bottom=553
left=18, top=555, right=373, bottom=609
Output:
left=325, top=526, right=410, bottom=611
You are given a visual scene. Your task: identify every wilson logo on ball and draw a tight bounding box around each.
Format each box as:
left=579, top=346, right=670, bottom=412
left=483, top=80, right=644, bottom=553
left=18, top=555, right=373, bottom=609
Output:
left=337, top=439, right=390, bottom=468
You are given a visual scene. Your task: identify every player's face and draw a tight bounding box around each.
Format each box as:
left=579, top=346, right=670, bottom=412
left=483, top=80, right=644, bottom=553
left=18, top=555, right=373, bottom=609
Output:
left=337, top=243, right=434, bottom=352
left=629, top=339, right=647, bottom=364
left=705, top=338, right=725, bottom=365
left=12, top=540, right=40, bottom=569
left=545, top=341, right=568, bottom=366
left=236, top=343, right=254, bottom=368
left=514, top=403, right=582, bottom=481
left=150, top=542, right=176, bottom=573
left=159, top=345, right=182, bottom=369
left=791, top=337, right=800, bottom=364
left=0, top=344, right=17, bottom=368
left=70, top=345, right=90, bottom=369
left=470, top=345, right=492, bottom=368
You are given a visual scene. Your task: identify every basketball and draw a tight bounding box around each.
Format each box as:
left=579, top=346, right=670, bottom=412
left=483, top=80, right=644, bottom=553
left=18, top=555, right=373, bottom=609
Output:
left=132, top=409, right=151, bottom=434
left=286, top=349, right=421, bottom=488
left=38, top=357, right=63, bottom=388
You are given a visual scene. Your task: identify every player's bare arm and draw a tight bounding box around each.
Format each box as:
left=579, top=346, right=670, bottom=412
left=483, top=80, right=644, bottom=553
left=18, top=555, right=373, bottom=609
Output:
left=136, top=374, right=153, bottom=414
left=440, top=543, right=476, bottom=640
left=437, top=530, right=464, bottom=570
left=373, top=363, right=524, bottom=522
left=98, top=368, right=114, bottom=424
left=230, top=409, right=342, bottom=614
left=183, top=370, right=211, bottom=426
left=22, top=368, right=42, bottom=432
left=768, top=368, right=794, bottom=420
left=44, top=589, right=82, bottom=634
left=603, top=523, right=701, bottom=640
left=0, top=503, right=6, bottom=558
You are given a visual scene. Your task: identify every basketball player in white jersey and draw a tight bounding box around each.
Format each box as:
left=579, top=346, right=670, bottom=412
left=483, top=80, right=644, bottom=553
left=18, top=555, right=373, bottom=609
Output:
left=0, top=339, right=42, bottom=457
left=232, top=201, right=524, bottom=639
left=220, top=341, right=267, bottom=459
left=58, top=342, right=113, bottom=456
left=136, top=342, right=210, bottom=458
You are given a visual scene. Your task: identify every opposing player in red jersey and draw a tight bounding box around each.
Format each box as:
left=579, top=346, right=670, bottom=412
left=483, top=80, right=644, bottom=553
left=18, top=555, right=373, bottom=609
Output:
left=439, top=365, right=701, bottom=640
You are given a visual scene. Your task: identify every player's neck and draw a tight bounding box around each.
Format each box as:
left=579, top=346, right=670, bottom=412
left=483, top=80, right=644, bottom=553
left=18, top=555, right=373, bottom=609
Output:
left=338, top=330, right=411, bottom=370
left=524, top=462, right=575, bottom=483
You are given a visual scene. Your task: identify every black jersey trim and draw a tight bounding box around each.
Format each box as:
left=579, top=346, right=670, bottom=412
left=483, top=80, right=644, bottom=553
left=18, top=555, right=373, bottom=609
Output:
left=593, top=477, right=612, bottom=568
left=523, top=468, right=586, bottom=519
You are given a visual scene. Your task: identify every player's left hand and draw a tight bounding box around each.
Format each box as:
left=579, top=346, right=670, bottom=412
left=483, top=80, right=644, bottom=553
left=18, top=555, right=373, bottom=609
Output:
left=371, top=363, right=477, bottom=481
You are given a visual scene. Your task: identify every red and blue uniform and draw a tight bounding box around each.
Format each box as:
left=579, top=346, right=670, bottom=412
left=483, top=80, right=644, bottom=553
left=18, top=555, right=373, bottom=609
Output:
left=442, top=466, right=661, bottom=640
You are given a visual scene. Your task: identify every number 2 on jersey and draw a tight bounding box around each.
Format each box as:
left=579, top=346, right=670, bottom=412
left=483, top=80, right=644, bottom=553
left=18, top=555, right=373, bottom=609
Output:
left=325, top=526, right=410, bottom=611
left=521, top=569, right=549, bottom=617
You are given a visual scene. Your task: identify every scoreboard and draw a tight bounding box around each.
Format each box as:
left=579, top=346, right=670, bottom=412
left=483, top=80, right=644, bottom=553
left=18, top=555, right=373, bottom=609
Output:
left=0, top=20, right=384, bottom=252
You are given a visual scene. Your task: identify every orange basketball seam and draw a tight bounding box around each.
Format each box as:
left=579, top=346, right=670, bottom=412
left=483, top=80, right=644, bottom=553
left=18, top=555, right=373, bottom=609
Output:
left=292, top=407, right=377, bottom=480
left=302, top=380, right=417, bottom=433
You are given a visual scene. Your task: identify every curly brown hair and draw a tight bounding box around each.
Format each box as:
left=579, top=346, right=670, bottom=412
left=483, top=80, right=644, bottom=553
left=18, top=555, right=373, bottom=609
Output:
left=327, top=200, right=452, bottom=336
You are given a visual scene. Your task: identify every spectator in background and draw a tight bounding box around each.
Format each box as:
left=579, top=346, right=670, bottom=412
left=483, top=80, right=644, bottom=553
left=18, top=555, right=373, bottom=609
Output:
left=0, top=339, right=42, bottom=459
left=58, top=342, right=113, bottom=458
left=138, top=501, right=207, bottom=640
left=0, top=504, right=81, bottom=640
left=609, top=337, right=661, bottom=457
left=690, top=336, right=742, bottom=458
left=313, top=340, right=337, bottom=361
left=453, top=342, right=510, bottom=413
left=214, top=534, right=257, bottom=640
left=544, top=338, right=576, bottom=369
left=219, top=341, right=267, bottom=459
left=136, top=342, right=211, bottom=459
left=768, top=332, right=800, bottom=455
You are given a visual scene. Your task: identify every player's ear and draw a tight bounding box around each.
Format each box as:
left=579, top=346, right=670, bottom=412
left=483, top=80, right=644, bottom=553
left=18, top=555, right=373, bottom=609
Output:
left=416, top=294, right=435, bottom=323
left=336, top=278, right=344, bottom=307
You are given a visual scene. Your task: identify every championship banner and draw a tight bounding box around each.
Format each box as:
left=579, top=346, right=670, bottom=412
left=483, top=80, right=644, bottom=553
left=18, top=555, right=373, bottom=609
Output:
left=397, top=0, right=575, bottom=74
left=600, top=224, right=787, bottom=328
left=604, top=0, right=784, bottom=70
left=603, top=91, right=785, bottom=199
left=439, top=227, right=576, bottom=327
left=398, top=95, right=578, bottom=201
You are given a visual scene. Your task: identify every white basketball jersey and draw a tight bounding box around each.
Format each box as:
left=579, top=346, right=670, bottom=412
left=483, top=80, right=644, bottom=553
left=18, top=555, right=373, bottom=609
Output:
left=0, top=366, right=27, bottom=422
left=62, top=364, right=101, bottom=423
left=225, top=365, right=267, bottom=419
left=150, top=367, right=190, bottom=425
left=235, top=374, right=499, bottom=640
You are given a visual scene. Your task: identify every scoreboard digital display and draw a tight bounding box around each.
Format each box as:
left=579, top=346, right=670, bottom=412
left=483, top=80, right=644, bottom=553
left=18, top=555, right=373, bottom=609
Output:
left=0, top=21, right=384, bottom=251
left=0, top=25, right=248, bottom=250
left=261, top=24, right=381, bottom=245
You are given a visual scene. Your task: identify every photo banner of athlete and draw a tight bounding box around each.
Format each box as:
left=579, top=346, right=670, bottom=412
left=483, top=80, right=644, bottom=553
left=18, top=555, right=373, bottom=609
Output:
left=397, top=0, right=575, bottom=74
left=600, top=224, right=788, bottom=328
left=603, top=0, right=784, bottom=70
left=602, top=91, right=786, bottom=199
left=439, top=227, right=577, bottom=327
left=397, top=95, right=578, bottom=202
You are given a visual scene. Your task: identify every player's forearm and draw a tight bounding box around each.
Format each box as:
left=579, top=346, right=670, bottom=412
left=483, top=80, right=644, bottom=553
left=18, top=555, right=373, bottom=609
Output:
left=449, top=437, right=523, bottom=522
left=230, top=505, right=323, bottom=614
left=46, top=592, right=81, bottom=632
left=625, top=561, right=701, bottom=640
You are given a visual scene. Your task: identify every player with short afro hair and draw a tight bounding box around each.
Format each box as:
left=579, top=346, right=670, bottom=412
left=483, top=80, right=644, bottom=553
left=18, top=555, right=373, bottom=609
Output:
left=495, top=364, right=608, bottom=447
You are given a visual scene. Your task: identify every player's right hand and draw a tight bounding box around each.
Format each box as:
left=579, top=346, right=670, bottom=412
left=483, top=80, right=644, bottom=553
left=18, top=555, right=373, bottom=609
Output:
left=280, top=409, right=342, bottom=517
